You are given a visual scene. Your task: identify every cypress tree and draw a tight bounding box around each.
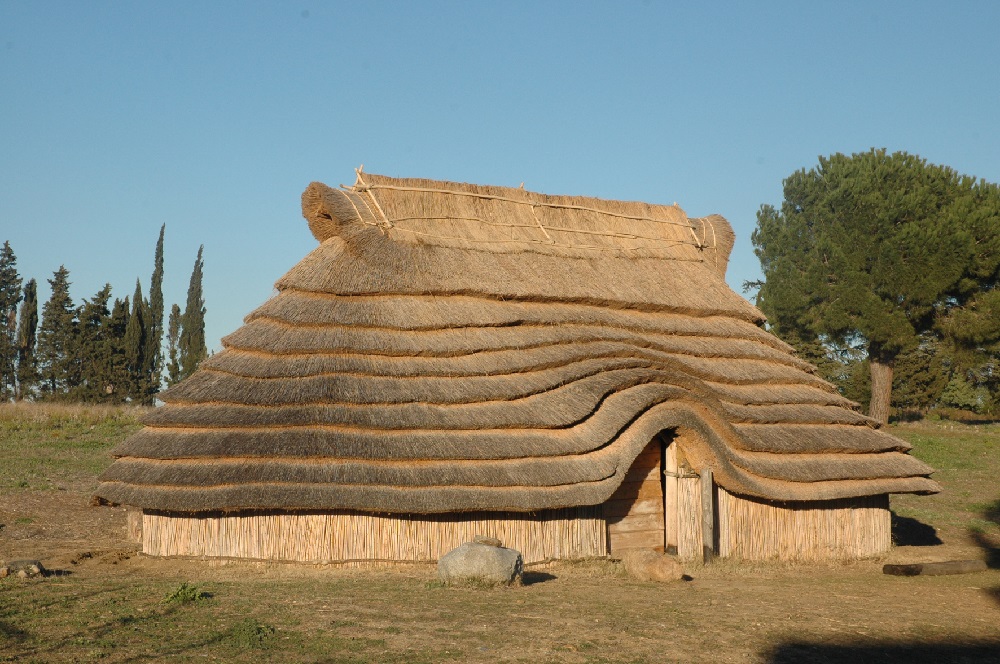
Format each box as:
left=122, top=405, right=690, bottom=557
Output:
left=36, top=266, right=77, bottom=398
left=147, top=224, right=165, bottom=394
left=0, top=241, right=22, bottom=401
left=106, top=297, right=131, bottom=403
left=15, top=279, right=38, bottom=400
left=166, top=303, right=182, bottom=386
left=179, top=246, right=207, bottom=381
left=124, top=279, right=150, bottom=403
left=73, top=284, right=113, bottom=402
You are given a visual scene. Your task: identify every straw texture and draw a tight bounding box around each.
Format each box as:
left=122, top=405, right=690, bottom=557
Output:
left=94, top=172, right=938, bottom=516
left=141, top=507, right=605, bottom=565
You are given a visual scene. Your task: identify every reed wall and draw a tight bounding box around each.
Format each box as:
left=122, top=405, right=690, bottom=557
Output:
left=675, top=475, right=705, bottom=559
left=141, top=507, right=606, bottom=565
left=716, top=488, right=890, bottom=561
left=136, top=488, right=890, bottom=564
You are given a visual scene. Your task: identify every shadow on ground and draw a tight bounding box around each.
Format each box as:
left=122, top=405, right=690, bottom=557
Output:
left=979, top=499, right=1000, bottom=568
left=766, top=641, right=1000, bottom=663
left=521, top=571, right=557, bottom=585
left=891, top=511, right=942, bottom=546
left=976, top=497, right=1000, bottom=609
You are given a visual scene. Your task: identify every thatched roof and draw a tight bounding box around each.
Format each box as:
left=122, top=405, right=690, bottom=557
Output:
left=95, top=171, right=939, bottom=514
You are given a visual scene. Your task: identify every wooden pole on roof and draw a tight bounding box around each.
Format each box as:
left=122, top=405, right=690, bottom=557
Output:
left=700, top=468, right=715, bottom=563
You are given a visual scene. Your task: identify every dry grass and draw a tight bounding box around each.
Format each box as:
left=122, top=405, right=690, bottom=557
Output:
left=0, top=401, right=148, bottom=425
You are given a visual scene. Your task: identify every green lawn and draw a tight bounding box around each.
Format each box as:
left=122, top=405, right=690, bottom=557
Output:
left=890, top=421, right=1000, bottom=543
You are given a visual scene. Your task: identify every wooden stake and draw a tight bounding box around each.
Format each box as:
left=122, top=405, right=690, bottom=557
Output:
left=700, top=468, right=714, bottom=563
left=664, top=441, right=678, bottom=555
left=883, top=560, right=987, bottom=576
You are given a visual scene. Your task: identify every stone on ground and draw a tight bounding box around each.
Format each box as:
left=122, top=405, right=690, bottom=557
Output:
left=620, top=549, right=684, bottom=582
left=438, top=540, right=523, bottom=586
left=1, top=559, right=46, bottom=579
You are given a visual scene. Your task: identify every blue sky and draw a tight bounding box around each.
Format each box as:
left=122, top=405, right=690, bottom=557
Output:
left=2, top=1, right=998, bottom=353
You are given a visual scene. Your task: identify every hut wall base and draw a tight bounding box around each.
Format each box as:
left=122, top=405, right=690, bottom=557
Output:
left=716, top=489, right=890, bottom=561
left=140, top=507, right=606, bottom=565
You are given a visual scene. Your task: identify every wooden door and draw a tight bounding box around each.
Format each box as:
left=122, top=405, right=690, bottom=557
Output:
left=605, top=436, right=666, bottom=553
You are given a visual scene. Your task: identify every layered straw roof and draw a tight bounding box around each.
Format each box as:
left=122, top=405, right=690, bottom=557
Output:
left=95, top=171, right=939, bottom=514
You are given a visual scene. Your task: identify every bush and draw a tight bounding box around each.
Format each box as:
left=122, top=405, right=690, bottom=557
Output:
left=227, top=618, right=275, bottom=649
left=163, top=582, right=210, bottom=604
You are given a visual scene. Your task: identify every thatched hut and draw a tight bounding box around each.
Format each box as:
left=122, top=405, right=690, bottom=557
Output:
left=95, top=170, right=939, bottom=564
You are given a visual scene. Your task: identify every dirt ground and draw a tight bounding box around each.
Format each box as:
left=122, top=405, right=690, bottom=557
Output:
left=3, top=480, right=1000, bottom=663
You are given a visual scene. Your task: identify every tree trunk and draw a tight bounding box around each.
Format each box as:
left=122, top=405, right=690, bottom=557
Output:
left=868, top=352, right=895, bottom=425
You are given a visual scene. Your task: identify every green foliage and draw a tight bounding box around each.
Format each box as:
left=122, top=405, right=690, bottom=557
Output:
left=15, top=278, right=38, bottom=400
left=124, top=279, right=155, bottom=404
left=166, top=303, right=182, bottom=386
left=179, top=245, right=207, bottom=381
left=938, top=376, right=984, bottom=412
left=5, top=224, right=209, bottom=404
left=36, top=266, right=77, bottom=398
left=226, top=618, right=276, bottom=649
left=891, top=335, right=949, bottom=413
left=71, top=284, right=114, bottom=402
left=777, top=332, right=872, bottom=405
left=753, top=149, right=1000, bottom=421
left=147, top=224, right=165, bottom=394
left=163, top=582, right=210, bottom=604
left=0, top=241, right=23, bottom=401
left=104, top=297, right=131, bottom=403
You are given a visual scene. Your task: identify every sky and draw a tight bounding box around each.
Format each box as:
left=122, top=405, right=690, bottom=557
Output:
left=2, top=1, right=999, bottom=354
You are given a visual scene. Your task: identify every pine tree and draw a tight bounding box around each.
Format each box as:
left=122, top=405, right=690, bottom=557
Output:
left=0, top=241, right=23, bottom=401
left=15, top=279, right=38, bottom=400
left=147, top=224, right=165, bottom=394
left=124, top=279, right=150, bottom=403
left=939, top=375, right=982, bottom=412
left=106, top=297, right=131, bottom=403
left=166, top=303, right=182, bottom=386
left=36, top=266, right=77, bottom=398
left=73, top=285, right=113, bottom=402
left=891, top=335, right=949, bottom=414
left=179, top=246, right=207, bottom=381
left=753, top=149, right=1000, bottom=423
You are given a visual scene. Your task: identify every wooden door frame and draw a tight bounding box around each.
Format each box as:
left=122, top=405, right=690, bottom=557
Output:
left=659, top=431, right=679, bottom=555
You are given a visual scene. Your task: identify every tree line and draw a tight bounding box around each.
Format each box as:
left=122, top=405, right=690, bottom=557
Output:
left=751, top=149, right=1000, bottom=424
left=0, top=226, right=208, bottom=404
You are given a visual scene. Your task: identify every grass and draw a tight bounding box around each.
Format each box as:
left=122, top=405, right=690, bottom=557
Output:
left=0, top=405, right=998, bottom=663
left=163, top=582, right=212, bottom=604
left=889, top=420, right=1000, bottom=542
left=0, top=402, right=146, bottom=491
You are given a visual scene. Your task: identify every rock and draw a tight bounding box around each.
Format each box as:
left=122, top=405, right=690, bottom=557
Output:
left=473, top=535, right=503, bottom=547
left=620, top=549, right=684, bottom=582
left=438, top=542, right=523, bottom=586
left=0, top=567, right=7, bottom=578
left=5, top=560, right=46, bottom=578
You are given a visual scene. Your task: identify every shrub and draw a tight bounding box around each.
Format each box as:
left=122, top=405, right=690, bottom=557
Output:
left=163, top=582, right=209, bottom=604
left=227, top=618, right=275, bottom=649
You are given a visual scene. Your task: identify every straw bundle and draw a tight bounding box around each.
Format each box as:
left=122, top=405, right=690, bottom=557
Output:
left=94, top=171, right=936, bottom=563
